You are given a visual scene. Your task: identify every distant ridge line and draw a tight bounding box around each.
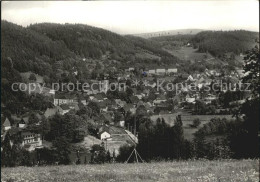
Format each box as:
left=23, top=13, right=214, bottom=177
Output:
left=131, top=29, right=204, bottom=38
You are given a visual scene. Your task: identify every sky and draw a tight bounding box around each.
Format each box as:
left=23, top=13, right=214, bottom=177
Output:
left=1, top=1, right=259, bottom=34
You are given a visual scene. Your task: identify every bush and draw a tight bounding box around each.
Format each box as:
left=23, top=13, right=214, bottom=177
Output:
left=29, top=73, right=37, bottom=81
left=191, top=118, right=201, bottom=128
left=116, top=145, right=135, bottom=163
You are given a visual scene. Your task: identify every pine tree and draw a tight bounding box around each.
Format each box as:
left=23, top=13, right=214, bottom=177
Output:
left=106, top=150, right=111, bottom=163
left=1, top=132, right=13, bottom=167
left=84, top=156, right=87, bottom=164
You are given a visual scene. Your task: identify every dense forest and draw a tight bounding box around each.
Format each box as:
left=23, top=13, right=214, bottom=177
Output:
left=151, top=30, right=259, bottom=57
left=1, top=21, right=179, bottom=76
left=192, top=30, right=259, bottom=57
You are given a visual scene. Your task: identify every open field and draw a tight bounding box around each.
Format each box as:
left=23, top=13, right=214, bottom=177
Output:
left=151, top=112, right=233, bottom=140
left=163, top=47, right=224, bottom=65
left=163, top=47, right=208, bottom=62
left=1, top=159, right=258, bottom=182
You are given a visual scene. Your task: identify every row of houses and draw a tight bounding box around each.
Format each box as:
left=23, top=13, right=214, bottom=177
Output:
left=145, top=68, right=178, bottom=76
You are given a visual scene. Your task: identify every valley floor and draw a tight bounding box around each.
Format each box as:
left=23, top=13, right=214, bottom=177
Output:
left=1, top=159, right=259, bottom=182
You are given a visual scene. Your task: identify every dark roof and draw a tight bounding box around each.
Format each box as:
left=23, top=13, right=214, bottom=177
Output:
left=60, top=104, right=70, bottom=110
left=101, top=113, right=113, bottom=123
left=130, top=96, right=139, bottom=103
left=55, top=93, right=77, bottom=100
left=95, top=93, right=106, bottom=100
left=19, top=118, right=26, bottom=124
left=98, top=125, right=111, bottom=135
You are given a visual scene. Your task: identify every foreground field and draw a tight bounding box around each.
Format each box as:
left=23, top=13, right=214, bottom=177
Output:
left=1, top=159, right=259, bottom=182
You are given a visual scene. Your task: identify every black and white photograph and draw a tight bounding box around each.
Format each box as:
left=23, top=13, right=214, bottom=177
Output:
left=1, top=0, right=259, bottom=181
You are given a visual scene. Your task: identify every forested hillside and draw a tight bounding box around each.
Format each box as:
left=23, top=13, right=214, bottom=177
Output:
left=192, top=30, right=259, bottom=57
left=29, top=23, right=135, bottom=59
left=1, top=21, right=75, bottom=76
left=151, top=30, right=259, bottom=57
left=2, top=21, right=178, bottom=76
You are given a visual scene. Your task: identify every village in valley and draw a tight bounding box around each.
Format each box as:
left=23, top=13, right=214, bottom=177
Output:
left=1, top=43, right=248, bottom=163
left=1, top=1, right=259, bottom=181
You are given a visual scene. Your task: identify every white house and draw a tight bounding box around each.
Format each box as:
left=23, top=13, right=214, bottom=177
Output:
left=185, top=94, right=196, bottom=103
left=119, top=120, right=125, bottom=127
left=54, top=98, right=75, bottom=106
left=100, top=131, right=111, bottom=140
left=21, top=131, right=43, bottom=151
left=156, top=69, right=166, bottom=75
left=18, top=119, right=26, bottom=128
left=167, top=68, right=178, bottom=74
left=3, top=118, right=11, bottom=131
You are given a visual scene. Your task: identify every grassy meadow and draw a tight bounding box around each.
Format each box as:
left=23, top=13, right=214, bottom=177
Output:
left=150, top=113, right=233, bottom=140
left=1, top=159, right=259, bottom=182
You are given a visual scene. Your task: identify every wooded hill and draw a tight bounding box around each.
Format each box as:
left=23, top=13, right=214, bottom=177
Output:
left=151, top=30, right=259, bottom=57
left=1, top=21, right=178, bottom=77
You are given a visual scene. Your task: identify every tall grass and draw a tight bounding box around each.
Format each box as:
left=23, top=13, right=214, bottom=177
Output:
left=1, top=159, right=259, bottom=182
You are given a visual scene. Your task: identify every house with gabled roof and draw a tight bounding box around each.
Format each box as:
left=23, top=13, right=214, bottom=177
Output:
left=60, top=104, right=70, bottom=115
left=3, top=117, right=11, bottom=131
left=98, top=125, right=112, bottom=140
left=54, top=93, right=77, bottom=106
left=18, top=118, right=26, bottom=128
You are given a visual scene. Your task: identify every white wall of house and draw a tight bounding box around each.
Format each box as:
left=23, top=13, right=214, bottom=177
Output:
left=186, top=97, right=196, bottom=103
left=54, top=99, right=75, bottom=106
left=100, top=131, right=111, bottom=140
left=4, top=126, right=11, bottom=131
left=19, top=124, right=26, bottom=128
left=119, top=120, right=125, bottom=127
left=21, top=133, right=43, bottom=151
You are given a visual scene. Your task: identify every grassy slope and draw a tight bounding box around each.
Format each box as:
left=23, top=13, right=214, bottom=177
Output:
left=1, top=160, right=258, bottom=182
